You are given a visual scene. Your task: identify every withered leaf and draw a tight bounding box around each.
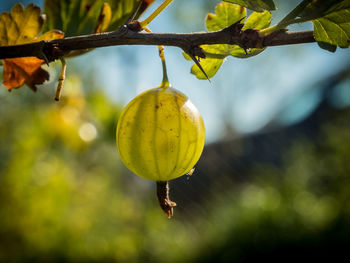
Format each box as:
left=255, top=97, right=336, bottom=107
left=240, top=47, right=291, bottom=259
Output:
left=3, top=57, right=49, bottom=91
left=0, top=4, right=64, bottom=91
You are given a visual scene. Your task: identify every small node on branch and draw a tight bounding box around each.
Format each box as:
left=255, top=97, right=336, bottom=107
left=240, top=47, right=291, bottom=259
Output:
left=42, top=43, right=65, bottom=63
left=224, top=17, right=245, bottom=45
left=36, top=41, right=50, bottom=65
left=239, top=29, right=261, bottom=52
left=156, top=181, right=177, bottom=218
left=226, top=17, right=245, bottom=36
left=185, top=46, right=210, bottom=81
left=192, top=46, right=206, bottom=59
left=127, top=20, right=142, bottom=32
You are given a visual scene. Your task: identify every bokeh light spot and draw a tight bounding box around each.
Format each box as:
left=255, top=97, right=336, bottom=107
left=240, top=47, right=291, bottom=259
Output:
left=79, top=122, right=98, bottom=142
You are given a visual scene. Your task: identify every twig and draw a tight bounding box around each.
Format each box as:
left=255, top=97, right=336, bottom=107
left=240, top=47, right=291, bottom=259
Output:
left=0, top=24, right=315, bottom=62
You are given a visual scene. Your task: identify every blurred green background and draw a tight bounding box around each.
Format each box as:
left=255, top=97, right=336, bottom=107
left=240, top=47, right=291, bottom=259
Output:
left=1, top=0, right=350, bottom=262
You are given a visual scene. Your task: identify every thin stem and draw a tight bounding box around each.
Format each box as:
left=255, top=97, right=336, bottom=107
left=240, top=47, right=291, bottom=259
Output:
left=55, top=57, right=66, bottom=101
left=139, top=0, right=173, bottom=28
left=158, top=45, right=169, bottom=87
left=144, top=27, right=169, bottom=88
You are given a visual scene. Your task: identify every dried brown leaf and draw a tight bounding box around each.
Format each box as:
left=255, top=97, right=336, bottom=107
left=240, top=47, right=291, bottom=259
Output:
left=0, top=4, right=64, bottom=91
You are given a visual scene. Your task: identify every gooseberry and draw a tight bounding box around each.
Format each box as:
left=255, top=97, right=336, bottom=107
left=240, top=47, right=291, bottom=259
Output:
left=116, top=86, right=205, bottom=182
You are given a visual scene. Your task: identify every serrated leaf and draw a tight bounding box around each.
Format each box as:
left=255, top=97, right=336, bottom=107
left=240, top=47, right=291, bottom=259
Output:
left=298, top=0, right=350, bottom=48
left=183, top=49, right=224, bottom=79
left=312, top=8, right=350, bottom=48
left=206, top=2, right=246, bottom=32
left=43, top=0, right=153, bottom=37
left=3, top=57, right=49, bottom=91
left=0, top=4, right=64, bottom=91
left=0, top=3, right=44, bottom=45
left=191, top=58, right=224, bottom=80
left=242, top=10, right=272, bottom=30
left=186, top=2, right=271, bottom=80
left=224, top=0, right=276, bottom=12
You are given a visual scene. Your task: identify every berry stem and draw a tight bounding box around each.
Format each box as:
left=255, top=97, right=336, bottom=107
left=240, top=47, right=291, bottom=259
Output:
left=158, top=45, right=170, bottom=88
left=139, top=0, right=173, bottom=28
left=156, top=181, right=176, bottom=218
left=144, top=27, right=170, bottom=88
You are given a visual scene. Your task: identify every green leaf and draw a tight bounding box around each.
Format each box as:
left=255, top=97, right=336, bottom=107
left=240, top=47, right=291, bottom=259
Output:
left=297, top=0, right=350, bottom=48
left=43, top=0, right=145, bottom=37
left=317, top=42, right=337, bottom=52
left=300, top=0, right=350, bottom=20
left=206, top=2, right=246, bottom=32
left=185, top=2, right=271, bottom=80
left=191, top=57, right=224, bottom=80
left=242, top=9, right=272, bottom=30
left=223, top=0, right=276, bottom=12
left=312, top=7, right=350, bottom=48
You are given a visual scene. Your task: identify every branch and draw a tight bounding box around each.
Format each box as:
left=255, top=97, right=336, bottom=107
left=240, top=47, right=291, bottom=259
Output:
left=0, top=23, right=315, bottom=62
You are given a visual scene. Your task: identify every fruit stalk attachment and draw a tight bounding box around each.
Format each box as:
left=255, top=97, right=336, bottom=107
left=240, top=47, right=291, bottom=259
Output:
left=157, top=45, right=170, bottom=88
left=156, top=181, right=177, bottom=218
left=144, top=27, right=170, bottom=88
